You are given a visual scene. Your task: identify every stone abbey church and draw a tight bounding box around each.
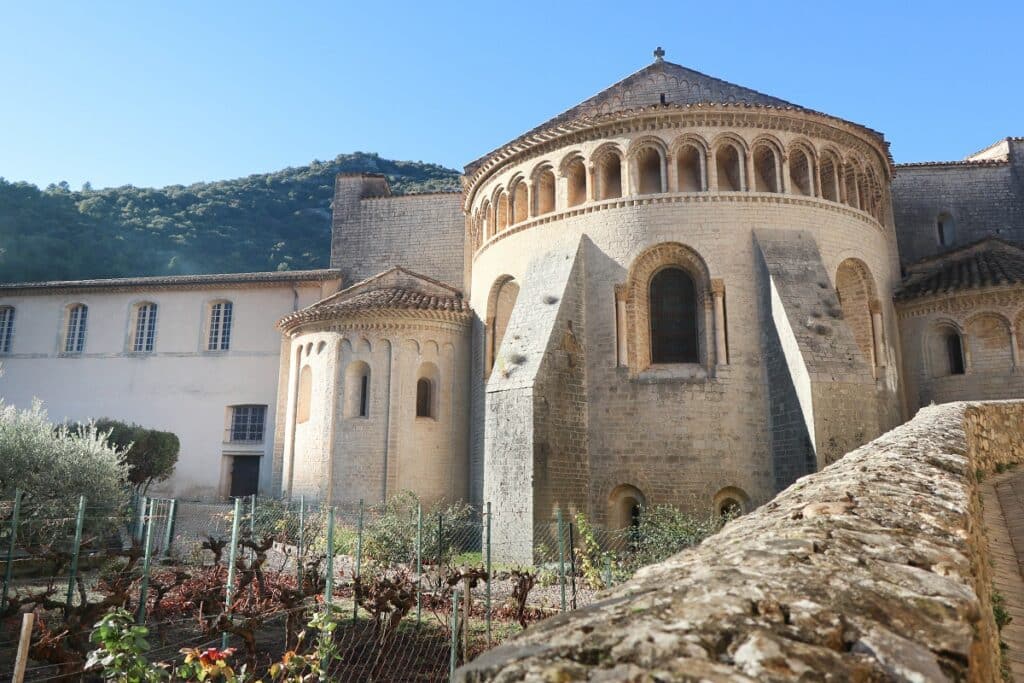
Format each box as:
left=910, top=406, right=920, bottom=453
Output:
left=2, top=53, right=1023, bottom=559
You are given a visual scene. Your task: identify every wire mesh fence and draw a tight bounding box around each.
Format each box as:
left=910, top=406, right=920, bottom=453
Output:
left=0, top=491, right=724, bottom=681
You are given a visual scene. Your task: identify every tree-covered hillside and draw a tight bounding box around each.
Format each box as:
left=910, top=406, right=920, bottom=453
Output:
left=0, top=153, right=461, bottom=283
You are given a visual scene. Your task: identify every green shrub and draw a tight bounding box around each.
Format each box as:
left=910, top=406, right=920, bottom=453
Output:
left=360, top=491, right=477, bottom=566
left=0, top=399, right=128, bottom=542
left=623, top=504, right=727, bottom=572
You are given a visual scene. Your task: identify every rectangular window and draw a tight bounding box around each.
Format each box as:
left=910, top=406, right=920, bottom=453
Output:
left=133, top=303, right=158, bottom=352
left=65, top=305, right=88, bottom=353
left=0, top=308, right=13, bottom=354
left=229, top=405, right=266, bottom=443
left=208, top=301, right=233, bottom=351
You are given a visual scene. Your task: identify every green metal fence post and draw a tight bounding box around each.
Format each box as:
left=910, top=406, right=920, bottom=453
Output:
left=222, top=496, right=242, bottom=649
left=296, top=496, right=305, bottom=585
left=604, top=555, right=612, bottom=589
left=485, top=501, right=492, bottom=646
left=324, top=506, right=335, bottom=610
left=449, top=587, right=461, bottom=681
left=557, top=508, right=566, bottom=613
left=65, top=495, right=86, bottom=613
left=568, top=520, right=577, bottom=610
left=415, top=502, right=423, bottom=628
left=353, top=499, right=363, bottom=622
left=136, top=498, right=155, bottom=624
left=249, top=494, right=256, bottom=536
left=161, top=499, right=177, bottom=561
left=2, top=489, right=22, bottom=613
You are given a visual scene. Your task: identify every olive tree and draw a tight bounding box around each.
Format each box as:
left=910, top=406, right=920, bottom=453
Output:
left=0, top=399, right=128, bottom=539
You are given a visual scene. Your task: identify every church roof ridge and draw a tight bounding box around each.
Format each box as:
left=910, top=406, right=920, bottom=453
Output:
left=464, top=54, right=888, bottom=176
left=895, top=236, right=1024, bottom=301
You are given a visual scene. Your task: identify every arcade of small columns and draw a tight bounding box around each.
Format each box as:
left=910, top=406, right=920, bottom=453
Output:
left=467, top=125, right=890, bottom=252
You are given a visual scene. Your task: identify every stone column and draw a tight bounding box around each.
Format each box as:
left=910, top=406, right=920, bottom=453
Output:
left=660, top=152, right=669, bottom=193
left=743, top=149, right=753, bottom=192
left=780, top=154, right=791, bottom=194
left=526, top=180, right=536, bottom=219
left=708, top=151, right=719, bottom=192
left=615, top=287, right=628, bottom=367
left=870, top=300, right=886, bottom=371
left=1011, top=328, right=1021, bottom=371
left=711, top=279, right=727, bottom=365
left=588, top=164, right=597, bottom=201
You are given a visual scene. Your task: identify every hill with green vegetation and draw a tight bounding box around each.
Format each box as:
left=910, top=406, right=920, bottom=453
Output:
left=0, top=153, right=461, bottom=283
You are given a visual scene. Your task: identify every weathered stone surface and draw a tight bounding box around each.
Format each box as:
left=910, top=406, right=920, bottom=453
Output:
left=456, top=401, right=1024, bottom=682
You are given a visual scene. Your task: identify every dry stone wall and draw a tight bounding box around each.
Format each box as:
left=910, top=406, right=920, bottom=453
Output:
left=458, top=401, right=1024, bottom=682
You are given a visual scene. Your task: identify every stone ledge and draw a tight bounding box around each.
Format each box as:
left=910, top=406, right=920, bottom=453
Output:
left=457, top=400, right=1024, bottom=682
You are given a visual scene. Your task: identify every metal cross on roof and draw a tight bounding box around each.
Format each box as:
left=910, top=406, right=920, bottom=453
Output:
left=653, top=46, right=665, bottom=62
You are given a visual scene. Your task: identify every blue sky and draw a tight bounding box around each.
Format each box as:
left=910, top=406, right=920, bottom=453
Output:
left=2, top=1, right=1020, bottom=189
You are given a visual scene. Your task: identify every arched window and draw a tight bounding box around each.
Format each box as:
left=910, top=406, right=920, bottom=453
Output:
left=511, top=180, right=529, bottom=224
left=820, top=152, right=840, bottom=202
left=534, top=167, right=555, bottom=215
left=966, top=314, right=1012, bottom=373
left=635, top=147, right=663, bottom=194
left=296, top=365, right=312, bottom=423
left=131, top=302, right=158, bottom=353
left=0, top=306, right=14, bottom=354
left=789, top=147, right=813, bottom=196
left=565, top=157, right=587, bottom=207
left=937, top=212, right=955, bottom=247
left=946, top=332, right=966, bottom=375
left=753, top=143, right=780, bottom=193
left=596, top=151, right=622, bottom=200
left=715, top=144, right=742, bottom=191
left=64, top=304, right=88, bottom=353
left=416, top=378, right=433, bottom=418
left=930, top=326, right=966, bottom=377
left=649, top=268, right=698, bottom=363
left=207, top=300, right=233, bottom=351
left=344, top=361, right=371, bottom=417
left=676, top=144, right=703, bottom=192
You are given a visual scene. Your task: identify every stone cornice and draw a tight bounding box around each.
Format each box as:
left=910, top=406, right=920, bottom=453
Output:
left=472, top=192, right=886, bottom=261
left=894, top=283, right=1024, bottom=320
left=285, top=316, right=470, bottom=338
left=464, top=106, right=892, bottom=208
left=281, top=309, right=471, bottom=336
left=0, top=269, right=341, bottom=297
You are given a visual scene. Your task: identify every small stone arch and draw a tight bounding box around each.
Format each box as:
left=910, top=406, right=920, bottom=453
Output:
left=750, top=137, right=783, bottom=193
left=592, top=143, right=624, bottom=200
left=485, top=275, right=520, bottom=377
left=936, top=211, right=956, bottom=247
left=509, top=177, right=529, bottom=225
left=927, top=320, right=966, bottom=378
left=344, top=360, right=372, bottom=418
left=787, top=141, right=816, bottom=196
left=965, top=312, right=1014, bottom=374
left=531, top=164, right=556, bottom=215
left=627, top=136, right=669, bottom=195
left=560, top=153, right=588, bottom=207
left=608, top=484, right=646, bottom=531
left=622, top=242, right=713, bottom=372
left=835, top=258, right=880, bottom=372
left=415, top=361, right=440, bottom=419
left=710, top=134, right=746, bottom=192
left=818, top=148, right=842, bottom=203
left=670, top=134, right=708, bottom=192
left=842, top=157, right=863, bottom=210
left=480, top=199, right=492, bottom=239
left=494, top=188, right=510, bottom=232
left=713, top=486, right=750, bottom=516
left=296, top=364, right=313, bottom=424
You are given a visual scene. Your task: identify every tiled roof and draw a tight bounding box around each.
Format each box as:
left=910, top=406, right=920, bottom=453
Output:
left=278, top=266, right=469, bottom=331
left=466, top=58, right=887, bottom=174
left=895, top=238, right=1024, bottom=301
left=0, top=269, right=341, bottom=294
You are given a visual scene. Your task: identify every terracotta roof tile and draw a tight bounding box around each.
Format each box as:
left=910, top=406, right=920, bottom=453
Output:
left=895, top=238, right=1024, bottom=301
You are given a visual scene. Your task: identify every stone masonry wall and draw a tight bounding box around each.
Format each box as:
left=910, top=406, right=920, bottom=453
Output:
left=458, top=401, right=1024, bottom=682
left=893, top=159, right=1024, bottom=265
left=330, top=174, right=465, bottom=289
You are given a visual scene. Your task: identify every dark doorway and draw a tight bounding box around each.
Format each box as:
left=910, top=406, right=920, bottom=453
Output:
left=230, top=456, right=260, bottom=498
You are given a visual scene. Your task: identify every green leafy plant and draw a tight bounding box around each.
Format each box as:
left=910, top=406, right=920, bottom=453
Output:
left=90, top=419, right=180, bottom=495
left=359, top=491, right=476, bottom=565
left=573, top=512, right=609, bottom=589
left=85, top=608, right=168, bottom=682
left=264, top=606, right=343, bottom=682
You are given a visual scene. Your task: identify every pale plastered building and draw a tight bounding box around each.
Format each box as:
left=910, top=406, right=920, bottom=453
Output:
left=1, top=54, right=1022, bottom=561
